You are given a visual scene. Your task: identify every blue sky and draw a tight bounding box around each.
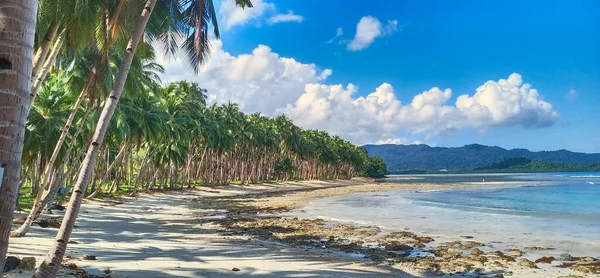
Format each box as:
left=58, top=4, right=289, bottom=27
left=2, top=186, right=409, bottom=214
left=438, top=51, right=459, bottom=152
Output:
left=161, top=0, right=600, bottom=152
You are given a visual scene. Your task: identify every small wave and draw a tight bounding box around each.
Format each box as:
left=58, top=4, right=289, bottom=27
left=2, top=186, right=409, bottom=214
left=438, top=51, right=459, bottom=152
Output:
left=414, top=200, right=526, bottom=214
left=587, top=181, right=595, bottom=185
left=522, top=184, right=544, bottom=188
left=570, top=175, right=600, bottom=178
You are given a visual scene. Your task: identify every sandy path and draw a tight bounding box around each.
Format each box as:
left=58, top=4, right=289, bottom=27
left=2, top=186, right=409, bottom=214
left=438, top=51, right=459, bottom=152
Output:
left=6, top=181, right=408, bottom=277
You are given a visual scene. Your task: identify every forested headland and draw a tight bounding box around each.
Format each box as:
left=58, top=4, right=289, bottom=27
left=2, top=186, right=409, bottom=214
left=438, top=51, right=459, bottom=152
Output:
left=365, top=144, right=600, bottom=172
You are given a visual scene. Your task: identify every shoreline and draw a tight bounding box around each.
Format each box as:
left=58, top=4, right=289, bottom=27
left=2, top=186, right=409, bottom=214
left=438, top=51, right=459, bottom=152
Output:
left=193, top=178, right=598, bottom=277
left=249, top=179, right=558, bottom=216
left=4, top=178, right=598, bottom=277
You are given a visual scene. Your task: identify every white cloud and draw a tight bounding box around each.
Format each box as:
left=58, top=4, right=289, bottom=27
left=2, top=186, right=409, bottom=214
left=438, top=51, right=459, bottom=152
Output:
left=347, top=16, right=399, bottom=51
left=383, top=20, right=399, bottom=34
left=158, top=40, right=331, bottom=114
left=375, top=138, right=422, bottom=145
left=455, top=73, right=558, bottom=128
left=327, top=27, right=344, bottom=43
left=158, top=42, right=558, bottom=145
left=267, top=10, right=303, bottom=25
left=219, top=0, right=275, bottom=31
left=565, top=89, right=577, bottom=101
left=279, top=73, right=558, bottom=144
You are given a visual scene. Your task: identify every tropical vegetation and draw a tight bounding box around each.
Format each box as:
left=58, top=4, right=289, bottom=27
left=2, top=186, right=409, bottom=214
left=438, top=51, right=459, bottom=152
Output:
left=0, top=0, right=386, bottom=275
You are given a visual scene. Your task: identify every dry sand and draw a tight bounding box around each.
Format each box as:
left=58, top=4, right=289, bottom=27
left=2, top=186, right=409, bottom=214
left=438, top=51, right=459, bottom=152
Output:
left=5, top=179, right=405, bottom=277
left=4, top=178, right=598, bottom=277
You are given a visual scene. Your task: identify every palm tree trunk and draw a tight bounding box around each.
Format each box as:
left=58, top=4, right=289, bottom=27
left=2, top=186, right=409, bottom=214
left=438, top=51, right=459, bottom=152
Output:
left=132, top=152, right=150, bottom=195
left=147, top=168, right=159, bottom=191
left=128, top=151, right=133, bottom=187
left=36, top=81, right=89, bottom=197
left=0, top=0, right=38, bottom=271
left=29, top=28, right=65, bottom=108
left=50, top=148, right=87, bottom=208
left=87, top=143, right=127, bottom=199
left=34, top=1, right=158, bottom=276
left=10, top=165, right=56, bottom=237
left=31, top=22, right=59, bottom=79
left=43, top=170, right=62, bottom=210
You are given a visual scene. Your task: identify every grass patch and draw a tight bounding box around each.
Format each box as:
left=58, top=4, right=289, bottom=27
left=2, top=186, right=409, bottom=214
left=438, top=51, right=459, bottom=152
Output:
left=16, top=183, right=35, bottom=211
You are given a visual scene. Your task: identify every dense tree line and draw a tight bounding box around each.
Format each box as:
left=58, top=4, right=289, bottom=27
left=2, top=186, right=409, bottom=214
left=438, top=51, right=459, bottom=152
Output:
left=22, top=77, right=386, bottom=204
left=0, top=0, right=386, bottom=275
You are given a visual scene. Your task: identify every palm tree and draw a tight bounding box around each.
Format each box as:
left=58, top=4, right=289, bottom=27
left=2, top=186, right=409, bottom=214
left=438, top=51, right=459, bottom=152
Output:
left=12, top=71, right=75, bottom=237
left=1, top=0, right=390, bottom=274
left=35, top=0, right=255, bottom=276
left=0, top=0, right=39, bottom=271
left=33, top=1, right=159, bottom=276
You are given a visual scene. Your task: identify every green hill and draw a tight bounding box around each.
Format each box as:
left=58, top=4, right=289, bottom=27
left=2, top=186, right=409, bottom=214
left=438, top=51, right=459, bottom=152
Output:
left=389, top=157, right=600, bottom=174
left=363, top=144, right=600, bottom=171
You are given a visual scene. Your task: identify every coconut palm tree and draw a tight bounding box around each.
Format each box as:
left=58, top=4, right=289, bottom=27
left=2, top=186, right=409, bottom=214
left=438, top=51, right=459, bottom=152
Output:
left=33, top=1, right=159, bottom=276
left=0, top=0, right=39, bottom=271
left=34, top=0, right=255, bottom=276
left=12, top=69, right=82, bottom=237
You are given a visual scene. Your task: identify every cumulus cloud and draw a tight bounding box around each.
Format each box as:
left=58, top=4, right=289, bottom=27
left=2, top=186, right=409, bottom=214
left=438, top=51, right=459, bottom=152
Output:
left=455, top=73, right=558, bottom=128
left=219, top=0, right=275, bottom=30
left=158, top=42, right=558, bottom=145
left=158, top=40, right=331, bottom=114
left=267, top=10, right=303, bottom=24
left=279, top=74, right=558, bottom=144
left=347, top=16, right=398, bottom=51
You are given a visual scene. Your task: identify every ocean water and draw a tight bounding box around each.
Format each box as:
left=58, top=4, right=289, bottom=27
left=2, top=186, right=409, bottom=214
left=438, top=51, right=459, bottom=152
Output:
left=294, top=173, right=600, bottom=256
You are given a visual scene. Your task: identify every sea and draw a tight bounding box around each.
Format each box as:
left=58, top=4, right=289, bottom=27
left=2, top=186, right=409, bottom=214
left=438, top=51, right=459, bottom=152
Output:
left=293, top=173, right=600, bottom=256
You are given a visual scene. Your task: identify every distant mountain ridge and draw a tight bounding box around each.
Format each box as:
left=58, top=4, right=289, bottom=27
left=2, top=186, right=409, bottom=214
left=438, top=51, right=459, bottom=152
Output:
left=362, top=144, right=600, bottom=170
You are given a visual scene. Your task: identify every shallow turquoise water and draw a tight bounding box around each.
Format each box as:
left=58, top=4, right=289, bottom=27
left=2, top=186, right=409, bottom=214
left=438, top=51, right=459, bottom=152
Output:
left=296, top=173, right=600, bottom=255
left=401, top=173, right=600, bottom=221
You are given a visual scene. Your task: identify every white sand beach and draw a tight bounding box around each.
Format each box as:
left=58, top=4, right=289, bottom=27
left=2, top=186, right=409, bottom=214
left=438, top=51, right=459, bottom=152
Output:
left=4, top=179, right=598, bottom=277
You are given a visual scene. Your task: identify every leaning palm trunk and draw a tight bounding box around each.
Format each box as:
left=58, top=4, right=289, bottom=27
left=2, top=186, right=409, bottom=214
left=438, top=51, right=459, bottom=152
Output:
left=0, top=0, right=38, bottom=271
left=131, top=152, right=150, bottom=195
left=51, top=146, right=87, bottom=201
left=43, top=77, right=90, bottom=181
left=29, top=28, right=66, bottom=108
left=54, top=143, right=89, bottom=207
left=11, top=88, right=89, bottom=238
left=31, top=22, right=59, bottom=79
left=10, top=169, right=54, bottom=238
left=87, top=143, right=127, bottom=199
left=34, top=1, right=158, bottom=276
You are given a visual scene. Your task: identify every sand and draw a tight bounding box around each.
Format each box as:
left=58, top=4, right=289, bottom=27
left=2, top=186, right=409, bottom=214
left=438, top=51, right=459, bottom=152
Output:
left=5, top=179, right=404, bottom=277
left=3, top=178, right=598, bottom=277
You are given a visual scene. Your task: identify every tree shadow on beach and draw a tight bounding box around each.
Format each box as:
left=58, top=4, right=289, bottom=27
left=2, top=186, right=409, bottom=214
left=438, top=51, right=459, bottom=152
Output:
left=8, top=187, right=417, bottom=278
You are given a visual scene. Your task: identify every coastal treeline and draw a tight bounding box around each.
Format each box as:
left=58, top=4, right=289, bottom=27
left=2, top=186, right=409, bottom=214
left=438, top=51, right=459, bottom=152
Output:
left=23, top=77, right=386, bottom=203
left=0, top=0, right=386, bottom=275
